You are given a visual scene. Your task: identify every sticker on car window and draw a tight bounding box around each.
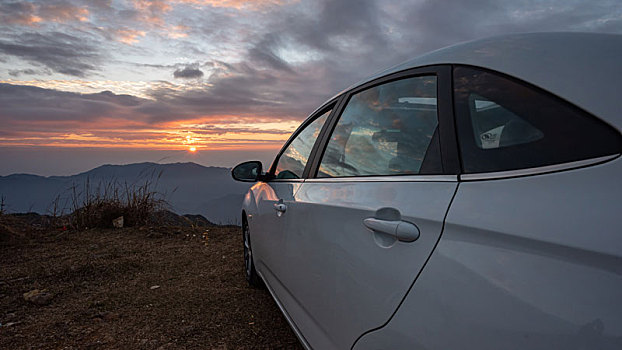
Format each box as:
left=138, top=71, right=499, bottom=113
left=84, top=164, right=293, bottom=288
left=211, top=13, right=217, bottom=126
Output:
left=480, top=125, right=505, bottom=149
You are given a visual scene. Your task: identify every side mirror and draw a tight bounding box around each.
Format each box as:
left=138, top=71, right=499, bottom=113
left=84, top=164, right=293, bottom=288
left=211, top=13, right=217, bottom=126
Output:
left=232, top=161, right=264, bottom=182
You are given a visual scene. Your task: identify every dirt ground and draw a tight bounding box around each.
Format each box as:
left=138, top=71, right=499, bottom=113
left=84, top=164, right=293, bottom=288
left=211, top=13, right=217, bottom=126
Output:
left=0, top=217, right=303, bottom=349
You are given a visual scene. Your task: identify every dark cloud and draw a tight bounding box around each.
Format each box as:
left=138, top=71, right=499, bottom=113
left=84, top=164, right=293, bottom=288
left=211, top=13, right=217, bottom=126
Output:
left=182, top=0, right=622, bottom=123
left=141, top=60, right=331, bottom=123
left=0, top=84, right=145, bottom=123
left=392, top=0, right=622, bottom=54
left=297, top=0, right=386, bottom=53
left=83, top=0, right=112, bottom=10
left=8, top=68, right=49, bottom=77
left=125, top=0, right=622, bottom=126
left=135, top=0, right=398, bottom=124
left=0, top=32, right=102, bottom=77
left=0, top=79, right=300, bottom=130
left=173, top=65, right=204, bottom=79
left=247, top=33, right=294, bottom=72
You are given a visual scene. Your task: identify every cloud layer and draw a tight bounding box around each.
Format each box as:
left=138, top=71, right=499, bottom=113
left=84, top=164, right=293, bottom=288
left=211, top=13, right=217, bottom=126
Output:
left=1, top=0, right=621, bottom=157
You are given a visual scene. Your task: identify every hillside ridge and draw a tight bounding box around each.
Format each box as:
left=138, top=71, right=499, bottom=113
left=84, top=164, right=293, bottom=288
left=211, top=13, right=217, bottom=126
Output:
left=0, top=162, right=250, bottom=224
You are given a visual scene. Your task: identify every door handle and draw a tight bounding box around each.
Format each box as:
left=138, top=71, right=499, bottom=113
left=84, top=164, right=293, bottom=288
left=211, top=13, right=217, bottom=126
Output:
left=363, top=218, right=420, bottom=242
left=273, top=199, right=287, bottom=216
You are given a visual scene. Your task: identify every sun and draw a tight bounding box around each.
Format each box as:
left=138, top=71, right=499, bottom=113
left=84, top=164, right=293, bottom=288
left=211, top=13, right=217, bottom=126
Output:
left=189, top=146, right=197, bottom=152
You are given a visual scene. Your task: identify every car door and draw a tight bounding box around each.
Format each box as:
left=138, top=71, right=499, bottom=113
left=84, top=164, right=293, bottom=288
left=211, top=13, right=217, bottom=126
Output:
left=353, top=66, right=622, bottom=349
left=277, top=66, right=460, bottom=350
left=250, top=105, right=334, bottom=298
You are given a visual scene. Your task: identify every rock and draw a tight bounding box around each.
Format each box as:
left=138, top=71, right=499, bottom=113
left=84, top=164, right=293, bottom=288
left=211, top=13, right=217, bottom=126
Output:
left=112, top=216, right=124, bottom=228
left=146, top=231, right=163, bottom=239
left=91, top=311, right=119, bottom=321
left=103, top=312, right=120, bottom=321
left=23, top=289, right=53, bottom=306
left=150, top=285, right=160, bottom=290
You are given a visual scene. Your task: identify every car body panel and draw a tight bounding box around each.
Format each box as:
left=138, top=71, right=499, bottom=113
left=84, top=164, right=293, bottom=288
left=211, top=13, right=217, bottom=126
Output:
left=353, top=157, right=622, bottom=350
left=273, top=178, right=458, bottom=349
left=246, top=180, right=304, bottom=294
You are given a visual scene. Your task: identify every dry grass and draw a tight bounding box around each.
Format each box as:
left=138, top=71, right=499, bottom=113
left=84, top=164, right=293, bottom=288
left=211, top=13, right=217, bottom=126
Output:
left=65, top=173, right=167, bottom=230
left=0, top=222, right=302, bottom=349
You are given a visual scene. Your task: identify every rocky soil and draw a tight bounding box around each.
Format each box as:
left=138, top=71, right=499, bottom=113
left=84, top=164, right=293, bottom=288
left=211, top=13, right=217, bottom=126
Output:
left=0, top=215, right=302, bottom=349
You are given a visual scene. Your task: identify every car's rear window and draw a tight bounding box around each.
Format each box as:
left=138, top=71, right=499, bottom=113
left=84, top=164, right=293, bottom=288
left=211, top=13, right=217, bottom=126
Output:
left=453, top=66, right=622, bottom=174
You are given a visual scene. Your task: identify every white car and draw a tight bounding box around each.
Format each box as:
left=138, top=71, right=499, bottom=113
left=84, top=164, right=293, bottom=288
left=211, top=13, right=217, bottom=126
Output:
left=232, top=32, right=622, bottom=350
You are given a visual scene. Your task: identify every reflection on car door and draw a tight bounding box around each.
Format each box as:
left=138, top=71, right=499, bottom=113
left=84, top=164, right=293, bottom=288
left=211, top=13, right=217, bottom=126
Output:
left=251, top=108, right=331, bottom=298
left=250, top=181, right=300, bottom=290
left=278, top=71, right=458, bottom=349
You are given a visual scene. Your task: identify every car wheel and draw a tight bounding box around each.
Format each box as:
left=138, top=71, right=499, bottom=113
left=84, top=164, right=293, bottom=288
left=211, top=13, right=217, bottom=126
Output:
left=243, top=218, right=263, bottom=288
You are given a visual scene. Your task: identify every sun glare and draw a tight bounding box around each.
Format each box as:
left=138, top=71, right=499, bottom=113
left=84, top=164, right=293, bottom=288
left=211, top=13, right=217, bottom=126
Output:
left=189, top=146, right=197, bottom=152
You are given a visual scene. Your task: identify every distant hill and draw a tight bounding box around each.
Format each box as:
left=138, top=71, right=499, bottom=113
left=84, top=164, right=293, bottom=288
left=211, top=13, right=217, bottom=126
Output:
left=0, top=162, right=251, bottom=224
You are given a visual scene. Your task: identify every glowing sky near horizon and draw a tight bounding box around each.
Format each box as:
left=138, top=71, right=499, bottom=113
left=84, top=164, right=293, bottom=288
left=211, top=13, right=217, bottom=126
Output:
left=1, top=0, right=621, bottom=175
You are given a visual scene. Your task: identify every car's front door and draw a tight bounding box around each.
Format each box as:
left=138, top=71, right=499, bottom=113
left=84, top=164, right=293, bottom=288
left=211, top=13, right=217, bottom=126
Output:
left=251, top=106, right=333, bottom=299
left=279, top=67, right=459, bottom=349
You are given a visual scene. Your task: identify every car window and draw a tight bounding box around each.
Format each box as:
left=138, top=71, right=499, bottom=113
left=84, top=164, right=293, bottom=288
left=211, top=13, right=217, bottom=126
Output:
left=274, top=109, right=331, bottom=179
left=454, top=66, right=622, bottom=173
left=317, top=75, right=441, bottom=177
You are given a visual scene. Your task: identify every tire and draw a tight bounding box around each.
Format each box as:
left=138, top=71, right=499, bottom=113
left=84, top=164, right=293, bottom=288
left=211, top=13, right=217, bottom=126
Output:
left=243, top=218, right=263, bottom=288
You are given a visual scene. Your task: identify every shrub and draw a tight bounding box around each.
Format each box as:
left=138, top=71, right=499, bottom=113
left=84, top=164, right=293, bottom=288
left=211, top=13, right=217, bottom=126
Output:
left=0, top=194, right=6, bottom=216
left=69, top=173, right=167, bottom=230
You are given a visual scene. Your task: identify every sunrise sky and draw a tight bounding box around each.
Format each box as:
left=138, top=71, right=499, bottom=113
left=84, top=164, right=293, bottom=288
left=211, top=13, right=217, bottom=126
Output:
left=1, top=0, right=621, bottom=175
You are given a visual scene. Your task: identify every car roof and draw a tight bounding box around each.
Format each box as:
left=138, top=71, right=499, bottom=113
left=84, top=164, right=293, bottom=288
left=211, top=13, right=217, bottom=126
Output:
left=336, top=32, right=622, bottom=131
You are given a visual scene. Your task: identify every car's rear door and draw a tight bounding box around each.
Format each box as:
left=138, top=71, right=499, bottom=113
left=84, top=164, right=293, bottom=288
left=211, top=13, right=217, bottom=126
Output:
left=353, top=66, right=622, bottom=349
left=278, top=66, right=460, bottom=349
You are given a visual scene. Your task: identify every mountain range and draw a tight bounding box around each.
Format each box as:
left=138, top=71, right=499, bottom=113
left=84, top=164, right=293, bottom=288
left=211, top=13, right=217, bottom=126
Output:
left=0, top=162, right=252, bottom=225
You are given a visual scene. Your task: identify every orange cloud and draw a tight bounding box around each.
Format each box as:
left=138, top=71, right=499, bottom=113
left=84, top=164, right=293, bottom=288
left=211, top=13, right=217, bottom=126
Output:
left=127, top=0, right=293, bottom=32
left=133, top=0, right=173, bottom=26
left=173, top=0, right=292, bottom=10
left=1, top=2, right=90, bottom=26
left=0, top=115, right=292, bottom=151
left=115, top=29, right=147, bottom=44
left=134, top=0, right=173, bottom=13
left=0, top=2, right=41, bottom=26
left=38, top=4, right=90, bottom=23
left=11, top=15, right=42, bottom=26
left=166, top=25, right=189, bottom=39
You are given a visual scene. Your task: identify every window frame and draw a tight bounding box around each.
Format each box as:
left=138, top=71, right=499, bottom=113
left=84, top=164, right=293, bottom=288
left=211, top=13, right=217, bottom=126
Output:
left=271, top=63, right=621, bottom=183
left=307, top=65, right=460, bottom=179
left=267, top=99, right=341, bottom=182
